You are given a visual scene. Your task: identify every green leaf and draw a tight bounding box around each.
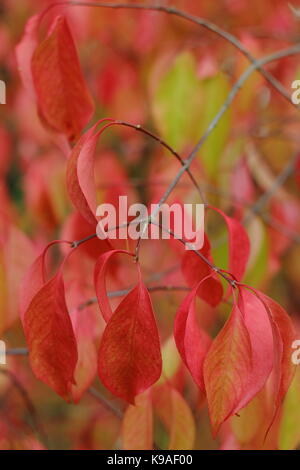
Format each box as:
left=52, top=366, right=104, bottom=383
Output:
left=244, top=216, right=269, bottom=287
left=152, top=52, right=231, bottom=176
left=200, top=74, right=231, bottom=176
left=152, top=52, right=201, bottom=150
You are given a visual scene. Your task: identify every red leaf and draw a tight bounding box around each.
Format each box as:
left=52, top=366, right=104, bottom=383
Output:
left=66, top=121, right=116, bottom=226
left=210, top=206, right=250, bottom=281
left=31, top=16, right=94, bottom=141
left=203, top=304, right=252, bottom=436
left=66, top=127, right=98, bottom=225
left=24, top=264, right=78, bottom=400
left=19, top=250, right=46, bottom=323
left=181, top=234, right=223, bottom=307
left=174, top=278, right=212, bottom=390
left=94, top=249, right=133, bottom=322
left=20, top=240, right=70, bottom=322
left=98, top=269, right=162, bottom=403
left=62, top=211, right=113, bottom=259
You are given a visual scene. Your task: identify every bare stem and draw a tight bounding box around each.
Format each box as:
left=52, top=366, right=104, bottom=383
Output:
left=115, top=120, right=206, bottom=204
left=43, top=2, right=299, bottom=109
left=133, top=43, right=300, bottom=260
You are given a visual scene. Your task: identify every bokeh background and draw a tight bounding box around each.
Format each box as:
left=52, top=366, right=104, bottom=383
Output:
left=0, top=0, right=300, bottom=450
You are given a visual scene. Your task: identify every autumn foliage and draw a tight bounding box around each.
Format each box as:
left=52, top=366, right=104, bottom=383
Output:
left=0, top=0, right=300, bottom=451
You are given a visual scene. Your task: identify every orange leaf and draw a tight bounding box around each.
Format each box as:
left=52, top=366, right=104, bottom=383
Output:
left=122, top=391, right=153, bottom=450
left=24, top=268, right=78, bottom=400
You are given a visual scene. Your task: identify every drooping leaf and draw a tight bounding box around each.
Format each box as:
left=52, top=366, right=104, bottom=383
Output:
left=210, top=206, right=250, bottom=282
left=94, top=249, right=133, bottom=322
left=203, top=304, right=252, bottom=436
left=24, top=266, right=78, bottom=400
left=257, top=291, right=296, bottom=418
left=174, top=278, right=212, bottom=390
left=31, top=16, right=94, bottom=141
left=19, top=240, right=71, bottom=322
left=231, top=289, right=274, bottom=413
left=61, top=211, right=112, bottom=260
left=98, top=269, right=162, bottom=403
left=181, top=234, right=223, bottom=307
left=66, top=120, right=116, bottom=226
left=66, top=127, right=99, bottom=225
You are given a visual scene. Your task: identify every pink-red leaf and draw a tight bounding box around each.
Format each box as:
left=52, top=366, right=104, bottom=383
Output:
left=94, top=249, right=133, bottom=322
left=174, top=278, right=212, bottom=390
left=203, top=304, right=252, bottom=436
left=255, top=291, right=296, bottom=423
left=98, top=273, right=162, bottom=403
left=210, top=206, right=250, bottom=281
left=181, top=234, right=223, bottom=307
left=231, top=289, right=274, bottom=413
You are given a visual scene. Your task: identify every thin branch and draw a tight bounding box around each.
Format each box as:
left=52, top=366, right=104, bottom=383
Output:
left=116, top=120, right=206, bottom=204
left=45, top=2, right=298, bottom=108
left=77, top=285, right=190, bottom=311
left=88, top=387, right=123, bottom=418
left=243, top=149, right=299, bottom=224
left=5, top=348, right=29, bottom=356
left=134, top=43, right=300, bottom=260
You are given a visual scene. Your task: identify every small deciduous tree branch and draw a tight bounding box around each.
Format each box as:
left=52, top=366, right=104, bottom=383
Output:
left=133, top=43, right=300, bottom=260
left=244, top=147, right=299, bottom=224
left=44, top=2, right=299, bottom=109
left=88, top=387, right=123, bottom=418
left=77, top=285, right=190, bottom=310
left=5, top=347, right=29, bottom=356
left=115, top=120, right=207, bottom=204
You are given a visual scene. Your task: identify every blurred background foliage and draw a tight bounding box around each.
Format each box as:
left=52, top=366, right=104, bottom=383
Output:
left=0, top=0, right=300, bottom=450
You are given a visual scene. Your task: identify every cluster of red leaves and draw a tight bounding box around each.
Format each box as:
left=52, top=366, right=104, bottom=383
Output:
left=11, top=10, right=297, bottom=446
